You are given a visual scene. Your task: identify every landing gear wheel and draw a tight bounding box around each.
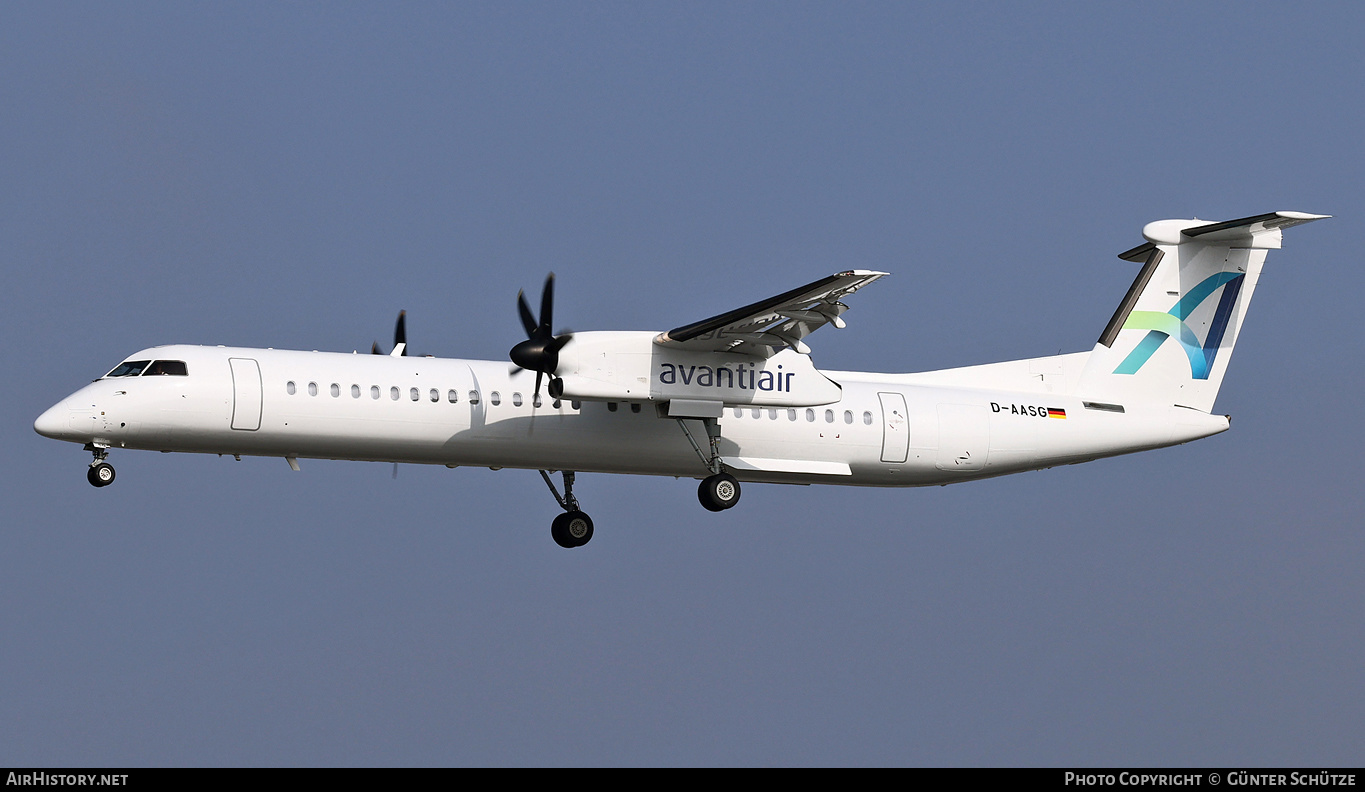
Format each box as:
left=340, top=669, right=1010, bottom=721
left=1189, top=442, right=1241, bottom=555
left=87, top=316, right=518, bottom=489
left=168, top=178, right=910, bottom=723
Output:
left=551, top=510, right=594, bottom=548
left=87, top=462, right=115, bottom=488
left=698, top=473, right=740, bottom=512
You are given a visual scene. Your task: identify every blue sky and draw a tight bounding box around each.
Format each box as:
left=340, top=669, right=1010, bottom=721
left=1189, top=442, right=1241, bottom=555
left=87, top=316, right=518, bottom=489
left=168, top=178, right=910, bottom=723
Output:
left=2, top=2, right=1361, bottom=766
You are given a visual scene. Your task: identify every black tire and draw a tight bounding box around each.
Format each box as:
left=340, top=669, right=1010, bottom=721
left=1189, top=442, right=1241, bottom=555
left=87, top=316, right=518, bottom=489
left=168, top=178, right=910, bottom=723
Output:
left=551, top=511, right=594, bottom=548
left=698, top=478, right=725, bottom=511
left=88, top=462, right=115, bottom=488
left=551, top=513, right=574, bottom=548
left=698, top=473, right=740, bottom=511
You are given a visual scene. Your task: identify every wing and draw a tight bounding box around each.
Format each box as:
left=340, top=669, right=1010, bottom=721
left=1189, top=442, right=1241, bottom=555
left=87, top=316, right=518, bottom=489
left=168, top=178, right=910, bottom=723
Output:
left=654, top=270, right=887, bottom=356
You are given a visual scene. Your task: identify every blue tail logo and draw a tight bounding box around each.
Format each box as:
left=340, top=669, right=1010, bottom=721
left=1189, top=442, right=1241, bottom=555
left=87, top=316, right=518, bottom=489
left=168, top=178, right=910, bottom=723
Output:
left=1113, top=272, right=1245, bottom=380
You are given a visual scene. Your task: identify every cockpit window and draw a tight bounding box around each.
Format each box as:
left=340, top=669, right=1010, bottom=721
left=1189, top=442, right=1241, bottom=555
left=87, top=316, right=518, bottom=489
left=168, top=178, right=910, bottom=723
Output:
left=105, top=360, right=150, bottom=378
left=144, top=360, right=188, bottom=376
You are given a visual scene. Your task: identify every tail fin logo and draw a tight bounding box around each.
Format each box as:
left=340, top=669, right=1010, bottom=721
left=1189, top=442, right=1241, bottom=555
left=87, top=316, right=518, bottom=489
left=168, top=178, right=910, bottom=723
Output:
left=1112, top=272, right=1245, bottom=380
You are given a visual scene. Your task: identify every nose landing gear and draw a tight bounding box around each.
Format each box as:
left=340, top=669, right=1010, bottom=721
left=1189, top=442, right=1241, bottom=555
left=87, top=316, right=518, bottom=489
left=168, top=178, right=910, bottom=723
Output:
left=85, top=445, right=115, bottom=488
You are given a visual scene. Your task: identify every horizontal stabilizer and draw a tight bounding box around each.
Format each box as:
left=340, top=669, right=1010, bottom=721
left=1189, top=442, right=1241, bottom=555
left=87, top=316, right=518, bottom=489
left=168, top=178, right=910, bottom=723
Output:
left=1138, top=211, right=1329, bottom=247
left=1181, top=211, right=1330, bottom=242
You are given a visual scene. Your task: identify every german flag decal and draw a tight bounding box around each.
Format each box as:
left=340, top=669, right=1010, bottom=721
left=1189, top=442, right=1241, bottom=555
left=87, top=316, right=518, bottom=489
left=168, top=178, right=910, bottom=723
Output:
left=1047, top=407, right=1067, bottom=419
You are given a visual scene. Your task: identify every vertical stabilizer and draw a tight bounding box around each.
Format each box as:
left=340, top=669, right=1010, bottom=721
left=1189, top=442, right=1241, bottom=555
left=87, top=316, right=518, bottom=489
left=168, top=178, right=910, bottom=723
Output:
left=1078, top=212, right=1327, bottom=412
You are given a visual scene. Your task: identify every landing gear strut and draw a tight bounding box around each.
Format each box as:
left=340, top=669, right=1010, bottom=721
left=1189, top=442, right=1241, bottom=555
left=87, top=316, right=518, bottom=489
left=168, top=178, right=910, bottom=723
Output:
left=677, top=417, right=743, bottom=512
left=539, top=469, right=593, bottom=548
left=85, top=445, right=115, bottom=488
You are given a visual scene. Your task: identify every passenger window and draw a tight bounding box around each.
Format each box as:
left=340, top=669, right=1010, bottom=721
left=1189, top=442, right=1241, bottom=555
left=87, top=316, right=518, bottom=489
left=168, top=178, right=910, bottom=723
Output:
left=352, top=384, right=361, bottom=398
left=513, top=393, right=523, bottom=407
left=331, top=383, right=340, bottom=398
left=430, top=388, right=439, bottom=402
left=863, top=411, right=873, bottom=425
left=308, top=382, right=318, bottom=396
left=448, top=390, right=458, bottom=403
left=631, top=403, right=641, bottom=413
left=144, top=360, right=188, bottom=376
left=788, top=409, right=797, bottom=421
left=390, top=387, right=400, bottom=401
left=469, top=390, right=480, bottom=405
left=533, top=393, right=542, bottom=408
left=552, top=399, right=561, bottom=409
left=824, top=409, right=834, bottom=423
left=490, top=391, right=501, bottom=406
left=806, top=409, right=815, bottom=422
left=410, top=388, right=420, bottom=402
left=571, top=401, right=581, bottom=410
left=768, top=409, right=777, bottom=420
left=751, top=408, right=761, bottom=419
left=607, top=402, right=617, bottom=412
left=105, top=360, right=150, bottom=378
left=733, top=407, right=743, bottom=418
left=844, top=410, right=853, bottom=424
left=371, top=385, right=380, bottom=400
left=287, top=381, right=296, bottom=396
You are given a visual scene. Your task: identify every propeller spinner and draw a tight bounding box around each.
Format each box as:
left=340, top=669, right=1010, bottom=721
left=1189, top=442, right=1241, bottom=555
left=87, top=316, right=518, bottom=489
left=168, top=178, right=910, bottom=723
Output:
left=509, top=273, right=572, bottom=398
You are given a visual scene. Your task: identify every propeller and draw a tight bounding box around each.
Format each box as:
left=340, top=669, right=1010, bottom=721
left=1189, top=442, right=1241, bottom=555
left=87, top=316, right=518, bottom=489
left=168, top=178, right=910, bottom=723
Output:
left=371, top=310, right=408, bottom=356
left=509, top=273, right=572, bottom=398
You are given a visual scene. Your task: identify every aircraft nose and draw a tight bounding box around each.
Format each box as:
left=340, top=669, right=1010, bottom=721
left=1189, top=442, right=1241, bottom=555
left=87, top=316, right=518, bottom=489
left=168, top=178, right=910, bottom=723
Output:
left=34, top=402, right=69, bottom=439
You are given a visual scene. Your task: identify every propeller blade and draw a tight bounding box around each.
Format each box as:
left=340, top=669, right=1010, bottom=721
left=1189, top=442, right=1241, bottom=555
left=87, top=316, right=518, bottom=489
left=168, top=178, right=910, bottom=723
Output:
left=517, top=291, right=537, bottom=337
left=534, top=370, right=544, bottom=398
left=539, top=273, right=555, bottom=335
left=371, top=341, right=382, bottom=355
left=394, top=311, right=407, bottom=356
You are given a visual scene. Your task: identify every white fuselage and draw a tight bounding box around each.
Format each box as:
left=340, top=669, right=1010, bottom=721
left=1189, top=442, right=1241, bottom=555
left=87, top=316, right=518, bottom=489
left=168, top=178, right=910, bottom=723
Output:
left=35, top=343, right=1229, bottom=487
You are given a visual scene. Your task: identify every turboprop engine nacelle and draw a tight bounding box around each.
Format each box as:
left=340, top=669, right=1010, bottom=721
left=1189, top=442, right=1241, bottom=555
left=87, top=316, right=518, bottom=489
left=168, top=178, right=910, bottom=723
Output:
left=551, top=331, right=842, bottom=407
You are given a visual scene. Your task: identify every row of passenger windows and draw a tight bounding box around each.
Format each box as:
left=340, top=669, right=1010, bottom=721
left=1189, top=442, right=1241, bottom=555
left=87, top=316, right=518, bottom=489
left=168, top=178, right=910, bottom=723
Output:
left=283, top=381, right=874, bottom=425
left=733, top=406, right=874, bottom=425
left=284, top=381, right=573, bottom=409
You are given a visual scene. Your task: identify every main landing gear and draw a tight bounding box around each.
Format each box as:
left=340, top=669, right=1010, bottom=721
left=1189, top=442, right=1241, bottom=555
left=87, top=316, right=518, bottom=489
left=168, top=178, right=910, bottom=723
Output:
left=677, top=417, right=743, bottom=512
left=85, top=444, right=115, bottom=488
left=539, top=469, right=593, bottom=549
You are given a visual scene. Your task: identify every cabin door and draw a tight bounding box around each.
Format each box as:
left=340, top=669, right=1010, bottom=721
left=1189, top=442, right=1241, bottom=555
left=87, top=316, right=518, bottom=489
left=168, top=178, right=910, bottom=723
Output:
left=878, top=392, right=910, bottom=463
left=229, top=358, right=262, bottom=431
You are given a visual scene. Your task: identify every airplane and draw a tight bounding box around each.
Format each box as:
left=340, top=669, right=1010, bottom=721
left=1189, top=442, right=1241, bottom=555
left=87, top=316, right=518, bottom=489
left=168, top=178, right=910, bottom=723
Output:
left=35, top=211, right=1326, bottom=548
